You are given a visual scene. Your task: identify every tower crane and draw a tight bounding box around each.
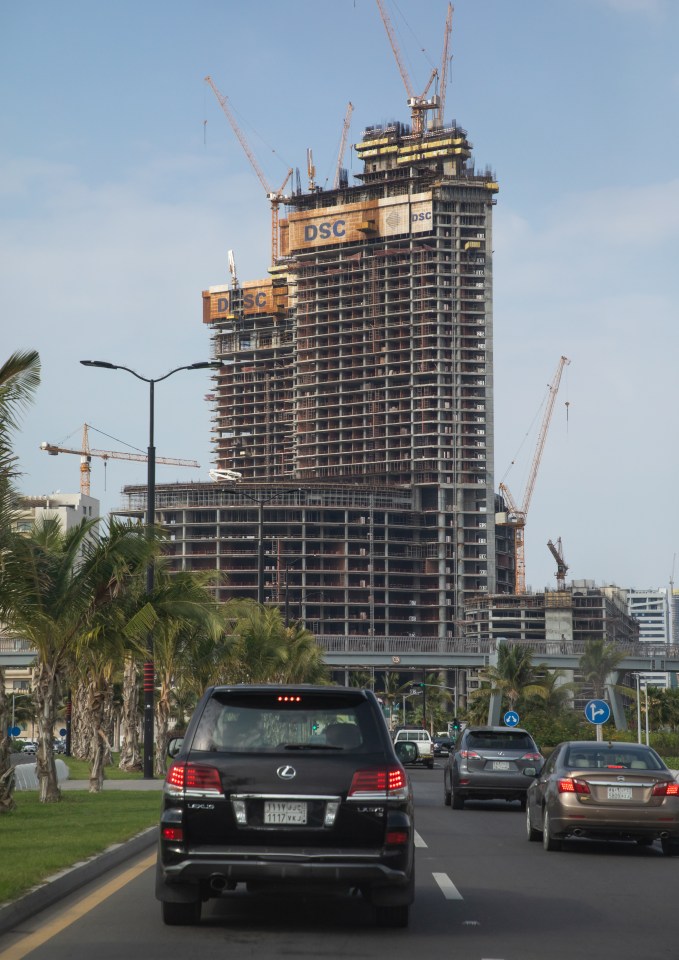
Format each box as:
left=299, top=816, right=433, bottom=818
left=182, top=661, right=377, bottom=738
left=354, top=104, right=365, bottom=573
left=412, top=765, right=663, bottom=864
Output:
left=497, top=355, right=571, bottom=594
left=375, top=0, right=448, bottom=136
left=547, top=537, right=569, bottom=591
left=333, top=101, right=354, bottom=190
left=437, top=4, right=454, bottom=128
left=204, top=75, right=292, bottom=265
left=40, top=424, right=200, bottom=497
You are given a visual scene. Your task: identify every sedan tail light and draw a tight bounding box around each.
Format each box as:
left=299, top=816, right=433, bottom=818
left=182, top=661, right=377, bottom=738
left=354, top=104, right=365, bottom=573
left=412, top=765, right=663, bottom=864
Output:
left=521, top=753, right=543, bottom=761
left=558, top=777, right=591, bottom=795
left=166, top=761, right=223, bottom=795
left=652, top=781, right=679, bottom=797
left=349, top=767, right=410, bottom=800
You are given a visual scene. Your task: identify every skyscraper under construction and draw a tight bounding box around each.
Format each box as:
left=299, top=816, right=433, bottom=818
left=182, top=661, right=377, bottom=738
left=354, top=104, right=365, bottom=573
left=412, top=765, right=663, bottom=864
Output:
left=123, top=25, right=503, bottom=642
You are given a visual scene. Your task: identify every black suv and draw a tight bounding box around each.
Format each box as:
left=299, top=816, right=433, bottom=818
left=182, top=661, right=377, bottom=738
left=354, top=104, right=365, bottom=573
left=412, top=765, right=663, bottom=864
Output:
left=443, top=725, right=543, bottom=809
left=156, top=685, right=416, bottom=927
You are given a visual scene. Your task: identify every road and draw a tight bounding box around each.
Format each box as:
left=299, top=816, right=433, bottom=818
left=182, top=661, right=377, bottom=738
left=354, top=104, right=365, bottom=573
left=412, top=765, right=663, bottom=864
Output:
left=1, top=764, right=678, bottom=960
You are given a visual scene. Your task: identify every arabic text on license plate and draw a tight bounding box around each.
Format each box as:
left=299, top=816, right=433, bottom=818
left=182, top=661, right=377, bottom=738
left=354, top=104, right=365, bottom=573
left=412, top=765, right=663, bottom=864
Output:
left=492, top=761, right=510, bottom=771
left=264, top=801, right=307, bottom=824
left=607, top=786, right=633, bottom=800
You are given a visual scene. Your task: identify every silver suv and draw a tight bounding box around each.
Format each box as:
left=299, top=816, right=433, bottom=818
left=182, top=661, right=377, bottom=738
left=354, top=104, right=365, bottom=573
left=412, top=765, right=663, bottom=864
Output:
left=444, top=725, right=543, bottom=809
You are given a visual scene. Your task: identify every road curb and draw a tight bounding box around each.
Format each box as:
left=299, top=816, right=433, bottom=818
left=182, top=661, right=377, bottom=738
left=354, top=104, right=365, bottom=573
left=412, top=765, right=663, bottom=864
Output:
left=0, top=826, right=157, bottom=936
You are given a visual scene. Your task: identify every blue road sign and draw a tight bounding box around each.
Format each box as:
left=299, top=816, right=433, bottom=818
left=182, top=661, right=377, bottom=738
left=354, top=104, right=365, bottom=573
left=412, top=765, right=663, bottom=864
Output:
left=504, top=710, right=520, bottom=727
left=8, top=726, right=21, bottom=737
left=585, top=699, right=611, bottom=725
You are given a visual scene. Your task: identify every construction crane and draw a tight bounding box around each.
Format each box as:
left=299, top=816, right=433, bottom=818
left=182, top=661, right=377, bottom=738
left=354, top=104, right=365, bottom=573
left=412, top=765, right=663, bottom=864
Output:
left=497, top=355, right=571, bottom=594
left=437, top=4, right=454, bottom=128
left=40, top=424, right=200, bottom=497
left=547, top=538, right=569, bottom=591
left=333, top=101, right=354, bottom=189
left=205, top=75, right=292, bottom=265
left=375, top=0, right=443, bottom=136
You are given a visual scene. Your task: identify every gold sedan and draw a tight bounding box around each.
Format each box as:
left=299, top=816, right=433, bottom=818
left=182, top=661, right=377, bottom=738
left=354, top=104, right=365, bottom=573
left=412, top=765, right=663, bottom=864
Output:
left=525, top=740, right=679, bottom=856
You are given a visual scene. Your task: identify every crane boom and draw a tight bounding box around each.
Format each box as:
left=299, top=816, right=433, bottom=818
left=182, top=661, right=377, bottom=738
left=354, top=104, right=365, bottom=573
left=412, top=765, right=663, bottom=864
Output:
left=438, top=3, right=454, bottom=128
left=547, top=537, right=569, bottom=591
left=333, top=102, right=354, bottom=190
left=498, top=355, right=570, bottom=594
left=40, top=424, right=199, bottom=497
left=375, top=0, right=441, bottom=136
left=205, top=75, right=291, bottom=264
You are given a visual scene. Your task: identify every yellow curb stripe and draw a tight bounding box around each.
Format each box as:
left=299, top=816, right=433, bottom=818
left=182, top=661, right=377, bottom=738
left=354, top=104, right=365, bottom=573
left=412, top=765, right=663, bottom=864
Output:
left=0, top=852, right=156, bottom=960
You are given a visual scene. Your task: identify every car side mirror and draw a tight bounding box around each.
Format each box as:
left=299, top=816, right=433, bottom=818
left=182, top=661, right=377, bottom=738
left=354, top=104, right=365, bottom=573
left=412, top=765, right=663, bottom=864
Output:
left=395, top=741, right=418, bottom=765
left=167, top=737, right=184, bottom=758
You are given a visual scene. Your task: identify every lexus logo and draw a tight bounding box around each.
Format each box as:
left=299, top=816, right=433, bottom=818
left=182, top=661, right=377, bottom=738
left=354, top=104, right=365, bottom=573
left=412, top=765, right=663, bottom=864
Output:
left=277, top=765, right=296, bottom=781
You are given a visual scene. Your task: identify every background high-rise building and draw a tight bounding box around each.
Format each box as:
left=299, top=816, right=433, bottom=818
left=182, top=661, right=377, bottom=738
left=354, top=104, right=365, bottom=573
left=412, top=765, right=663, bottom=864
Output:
left=124, top=97, right=506, bottom=641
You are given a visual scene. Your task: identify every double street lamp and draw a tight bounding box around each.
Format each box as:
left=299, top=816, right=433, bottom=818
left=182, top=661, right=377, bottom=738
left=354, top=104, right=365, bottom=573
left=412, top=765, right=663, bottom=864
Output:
left=81, top=359, right=220, bottom=778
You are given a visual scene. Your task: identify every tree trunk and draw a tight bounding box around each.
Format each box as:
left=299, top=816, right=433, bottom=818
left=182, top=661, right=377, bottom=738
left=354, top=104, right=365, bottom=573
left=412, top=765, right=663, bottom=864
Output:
left=0, top=667, right=16, bottom=813
left=154, top=673, right=172, bottom=779
left=33, top=662, right=61, bottom=803
left=119, top=657, right=142, bottom=772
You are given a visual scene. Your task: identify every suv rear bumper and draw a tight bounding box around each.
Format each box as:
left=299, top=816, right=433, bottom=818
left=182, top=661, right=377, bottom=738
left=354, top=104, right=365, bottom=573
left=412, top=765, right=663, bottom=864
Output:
left=157, top=845, right=413, bottom=897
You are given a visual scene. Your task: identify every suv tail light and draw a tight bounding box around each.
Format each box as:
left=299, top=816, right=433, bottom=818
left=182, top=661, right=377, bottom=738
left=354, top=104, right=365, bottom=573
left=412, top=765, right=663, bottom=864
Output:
left=348, top=767, right=410, bottom=800
left=458, top=750, right=481, bottom=759
left=558, top=777, right=590, bottom=795
left=166, top=762, right=223, bottom=796
left=521, top=753, right=543, bottom=761
left=652, top=781, right=679, bottom=797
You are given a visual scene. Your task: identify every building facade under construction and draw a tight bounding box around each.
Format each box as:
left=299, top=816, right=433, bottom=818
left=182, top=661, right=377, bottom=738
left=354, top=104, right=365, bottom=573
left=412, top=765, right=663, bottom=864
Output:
left=122, top=109, right=504, bottom=639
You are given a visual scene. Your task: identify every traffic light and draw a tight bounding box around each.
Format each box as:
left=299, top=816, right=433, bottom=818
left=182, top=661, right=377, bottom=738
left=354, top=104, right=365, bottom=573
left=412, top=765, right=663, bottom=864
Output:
left=452, top=718, right=460, bottom=731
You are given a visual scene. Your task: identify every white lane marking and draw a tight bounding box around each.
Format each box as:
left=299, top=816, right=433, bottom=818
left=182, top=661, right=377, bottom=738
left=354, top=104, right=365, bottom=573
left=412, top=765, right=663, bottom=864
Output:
left=414, top=830, right=427, bottom=847
left=433, top=871, right=463, bottom=899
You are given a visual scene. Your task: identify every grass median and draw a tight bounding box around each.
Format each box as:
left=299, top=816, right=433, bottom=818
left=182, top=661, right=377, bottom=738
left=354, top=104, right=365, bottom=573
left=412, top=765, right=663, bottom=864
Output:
left=0, top=759, right=161, bottom=905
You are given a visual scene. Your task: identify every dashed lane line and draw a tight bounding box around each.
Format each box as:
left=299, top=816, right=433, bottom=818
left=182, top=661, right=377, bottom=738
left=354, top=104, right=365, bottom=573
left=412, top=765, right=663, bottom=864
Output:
left=432, top=872, right=463, bottom=900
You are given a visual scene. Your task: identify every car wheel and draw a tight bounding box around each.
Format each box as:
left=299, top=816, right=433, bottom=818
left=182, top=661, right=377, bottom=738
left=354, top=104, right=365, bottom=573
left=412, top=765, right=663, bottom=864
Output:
left=542, top=809, right=561, bottom=852
left=519, top=797, right=527, bottom=811
left=451, top=787, right=464, bottom=810
left=375, top=904, right=410, bottom=928
left=526, top=804, right=540, bottom=842
left=161, top=899, right=202, bottom=926
left=444, top=776, right=451, bottom=806
left=661, top=837, right=679, bottom=857
left=426, top=760, right=434, bottom=769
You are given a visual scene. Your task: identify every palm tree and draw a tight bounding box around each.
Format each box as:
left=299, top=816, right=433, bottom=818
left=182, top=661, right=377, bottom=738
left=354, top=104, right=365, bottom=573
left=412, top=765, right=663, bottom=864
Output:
left=0, top=349, right=41, bottom=813
left=476, top=642, right=548, bottom=713
left=578, top=638, right=625, bottom=700
left=1, top=515, right=157, bottom=801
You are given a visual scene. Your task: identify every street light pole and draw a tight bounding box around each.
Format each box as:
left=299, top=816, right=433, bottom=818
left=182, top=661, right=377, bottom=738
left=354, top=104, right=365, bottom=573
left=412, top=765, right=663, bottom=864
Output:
left=81, top=359, right=219, bottom=778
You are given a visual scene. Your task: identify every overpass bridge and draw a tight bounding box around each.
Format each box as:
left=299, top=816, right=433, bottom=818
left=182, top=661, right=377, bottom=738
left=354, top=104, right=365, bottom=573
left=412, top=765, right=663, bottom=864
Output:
left=4, top=636, right=678, bottom=731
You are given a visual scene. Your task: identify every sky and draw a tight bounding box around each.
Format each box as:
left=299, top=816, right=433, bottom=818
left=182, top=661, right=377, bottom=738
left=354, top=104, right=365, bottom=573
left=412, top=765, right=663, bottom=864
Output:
left=2, top=0, right=678, bottom=595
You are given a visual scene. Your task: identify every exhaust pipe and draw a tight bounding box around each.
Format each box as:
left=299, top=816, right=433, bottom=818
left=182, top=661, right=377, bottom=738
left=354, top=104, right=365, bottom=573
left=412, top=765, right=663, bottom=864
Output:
left=571, top=828, right=584, bottom=837
left=210, top=874, right=227, bottom=892
left=660, top=831, right=670, bottom=840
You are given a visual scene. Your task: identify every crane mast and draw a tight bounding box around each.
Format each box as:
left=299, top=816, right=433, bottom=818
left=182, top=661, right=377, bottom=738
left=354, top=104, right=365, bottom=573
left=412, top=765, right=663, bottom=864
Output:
left=498, top=355, right=570, bottom=594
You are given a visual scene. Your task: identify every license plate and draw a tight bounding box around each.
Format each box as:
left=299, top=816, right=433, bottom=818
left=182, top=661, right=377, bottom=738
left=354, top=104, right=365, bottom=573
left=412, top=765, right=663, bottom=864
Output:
left=492, top=761, right=510, bottom=771
left=607, top=786, right=633, bottom=800
left=264, top=801, right=307, bottom=824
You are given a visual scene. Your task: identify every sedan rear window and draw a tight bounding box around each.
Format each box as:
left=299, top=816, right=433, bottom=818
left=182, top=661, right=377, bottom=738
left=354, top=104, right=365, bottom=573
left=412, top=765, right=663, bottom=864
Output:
left=564, top=746, right=666, bottom=771
left=465, top=732, right=536, bottom=751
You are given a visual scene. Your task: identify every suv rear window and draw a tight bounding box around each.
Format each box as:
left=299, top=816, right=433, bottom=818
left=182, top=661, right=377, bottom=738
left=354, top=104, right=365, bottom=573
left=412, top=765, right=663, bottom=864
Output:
left=465, top=732, right=536, bottom=751
left=190, top=689, right=382, bottom=754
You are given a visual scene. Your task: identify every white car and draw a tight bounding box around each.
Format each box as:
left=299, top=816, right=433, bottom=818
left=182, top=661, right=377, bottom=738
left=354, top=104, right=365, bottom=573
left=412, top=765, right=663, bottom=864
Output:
left=392, top=728, right=435, bottom=768
left=21, top=741, right=37, bottom=755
